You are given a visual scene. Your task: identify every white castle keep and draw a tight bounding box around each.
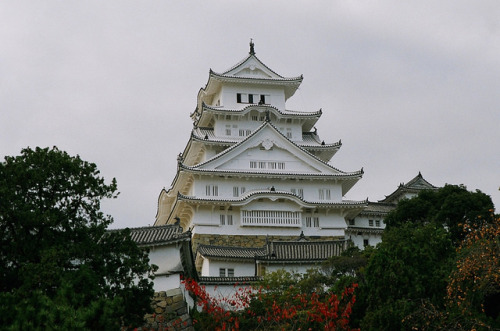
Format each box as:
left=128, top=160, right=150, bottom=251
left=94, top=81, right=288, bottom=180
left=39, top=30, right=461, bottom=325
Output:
left=142, top=41, right=436, bottom=281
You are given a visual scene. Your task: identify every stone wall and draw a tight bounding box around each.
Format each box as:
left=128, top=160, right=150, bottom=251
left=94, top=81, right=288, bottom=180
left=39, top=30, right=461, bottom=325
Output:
left=143, top=288, right=193, bottom=331
left=192, top=233, right=342, bottom=253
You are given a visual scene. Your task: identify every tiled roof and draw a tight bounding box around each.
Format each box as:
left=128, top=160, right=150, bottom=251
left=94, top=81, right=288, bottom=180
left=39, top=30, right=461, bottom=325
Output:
left=198, top=276, right=261, bottom=285
left=201, top=103, right=322, bottom=117
left=261, top=240, right=349, bottom=262
left=192, top=127, right=239, bottom=143
left=379, top=172, right=437, bottom=204
left=179, top=164, right=363, bottom=180
left=210, top=70, right=303, bottom=84
left=191, top=127, right=341, bottom=149
left=359, top=202, right=395, bottom=215
left=177, top=191, right=368, bottom=208
left=126, top=224, right=189, bottom=247
left=220, top=51, right=285, bottom=78
left=197, top=244, right=266, bottom=260
left=197, top=239, right=349, bottom=265
left=183, top=122, right=363, bottom=183
left=345, top=227, right=385, bottom=234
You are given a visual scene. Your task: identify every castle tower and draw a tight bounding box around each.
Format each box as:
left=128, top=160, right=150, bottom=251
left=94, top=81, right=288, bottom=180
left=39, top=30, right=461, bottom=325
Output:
left=155, top=42, right=366, bottom=268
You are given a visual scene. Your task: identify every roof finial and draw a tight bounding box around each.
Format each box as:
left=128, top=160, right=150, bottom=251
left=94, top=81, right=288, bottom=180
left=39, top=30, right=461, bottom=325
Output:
left=249, top=38, right=255, bottom=55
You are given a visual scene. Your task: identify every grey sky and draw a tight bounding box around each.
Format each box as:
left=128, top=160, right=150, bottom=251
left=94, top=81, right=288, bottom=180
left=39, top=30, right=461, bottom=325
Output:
left=1, top=1, right=499, bottom=229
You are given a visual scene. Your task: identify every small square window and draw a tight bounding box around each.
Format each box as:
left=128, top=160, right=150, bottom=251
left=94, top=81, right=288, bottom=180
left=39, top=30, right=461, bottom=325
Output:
left=369, top=220, right=374, bottom=227
left=227, top=268, right=234, bottom=277
left=375, top=220, right=381, bottom=227
left=219, top=268, right=226, bottom=277
left=363, top=239, right=369, bottom=247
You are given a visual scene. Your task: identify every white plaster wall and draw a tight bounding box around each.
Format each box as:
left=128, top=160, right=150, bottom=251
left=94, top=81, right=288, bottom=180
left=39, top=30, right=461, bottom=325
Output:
left=221, top=85, right=285, bottom=110
left=207, top=260, right=255, bottom=277
left=351, top=215, right=386, bottom=229
left=265, top=264, right=319, bottom=275
left=192, top=220, right=345, bottom=238
left=201, top=257, right=210, bottom=276
left=193, top=176, right=345, bottom=203
left=152, top=273, right=181, bottom=292
left=347, top=232, right=382, bottom=250
left=213, top=117, right=261, bottom=138
left=148, top=246, right=182, bottom=275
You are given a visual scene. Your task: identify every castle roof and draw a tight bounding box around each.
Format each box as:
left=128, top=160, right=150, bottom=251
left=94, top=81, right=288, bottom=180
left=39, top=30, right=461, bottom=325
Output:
left=197, top=244, right=266, bottom=261
left=177, top=191, right=367, bottom=209
left=379, top=172, right=437, bottom=204
left=198, top=276, right=261, bottom=285
left=357, top=201, right=394, bottom=216
left=197, top=43, right=303, bottom=109
left=191, top=127, right=340, bottom=149
left=196, top=239, right=349, bottom=265
left=125, top=224, right=190, bottom=247
left=261, top=239, right=349, bottom=262
left=192, top=103, right=321, bottom=129
left=182, top=121, right=362, bottom=188
left=345, top=227, right=385, bottom=235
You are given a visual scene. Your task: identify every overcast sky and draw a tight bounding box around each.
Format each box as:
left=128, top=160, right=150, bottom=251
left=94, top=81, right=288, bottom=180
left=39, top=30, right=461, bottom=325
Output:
left=1, top=1, right=499, bottom=229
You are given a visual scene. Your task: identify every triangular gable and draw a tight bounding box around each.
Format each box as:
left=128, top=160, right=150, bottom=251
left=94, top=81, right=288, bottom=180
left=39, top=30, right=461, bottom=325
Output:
left=190, top=122, right=344, bottom=176
left=405, top=172, right=437, bottom=190
left=379, top=172, right=437, bottom=204
left=221, top=54, right=283, bottom=80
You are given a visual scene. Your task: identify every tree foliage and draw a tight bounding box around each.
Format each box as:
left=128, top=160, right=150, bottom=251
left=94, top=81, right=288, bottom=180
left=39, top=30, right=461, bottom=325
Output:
left=446, top=212, right=500, bottom=329
left=362, top=222, right=455, bottom=330
left=384, top=184, right=494, bottom=244
left=183, top=271, right=359, bottom=331
left=319, top=246, right=374, bottom=328
left=0, top=147, right=156, bottom=330
left=361, top=184, right=496, bottom=330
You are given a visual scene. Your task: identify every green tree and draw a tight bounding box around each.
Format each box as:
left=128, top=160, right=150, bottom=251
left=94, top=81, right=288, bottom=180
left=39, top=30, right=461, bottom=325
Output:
left=384, top=184, right=494, bottom=244
left=321, top=246, right=374, bottom=328
left=0, top=147, right=156, bottom=330
left=361, top=222, right=455, bottom=331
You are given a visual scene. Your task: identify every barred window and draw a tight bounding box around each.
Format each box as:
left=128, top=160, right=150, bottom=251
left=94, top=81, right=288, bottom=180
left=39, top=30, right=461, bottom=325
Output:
left=206, top=185, right=218, bottom=196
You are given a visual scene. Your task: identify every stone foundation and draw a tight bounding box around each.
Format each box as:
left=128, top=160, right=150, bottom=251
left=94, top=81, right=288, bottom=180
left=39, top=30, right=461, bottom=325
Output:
left=142, top=289, right=193, bottom=331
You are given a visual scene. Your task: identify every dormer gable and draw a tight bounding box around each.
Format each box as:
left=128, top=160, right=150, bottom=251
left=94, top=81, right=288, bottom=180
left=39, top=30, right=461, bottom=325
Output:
left=185, top=122, right=355, bottom=177
left=197, top=41, right=303, bottom=112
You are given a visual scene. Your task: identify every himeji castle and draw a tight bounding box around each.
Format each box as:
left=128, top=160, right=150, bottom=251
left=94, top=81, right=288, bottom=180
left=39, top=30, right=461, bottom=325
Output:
left=141, top=41, right=437, bottom=283
left=153, top=41, right=372, bottom=278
